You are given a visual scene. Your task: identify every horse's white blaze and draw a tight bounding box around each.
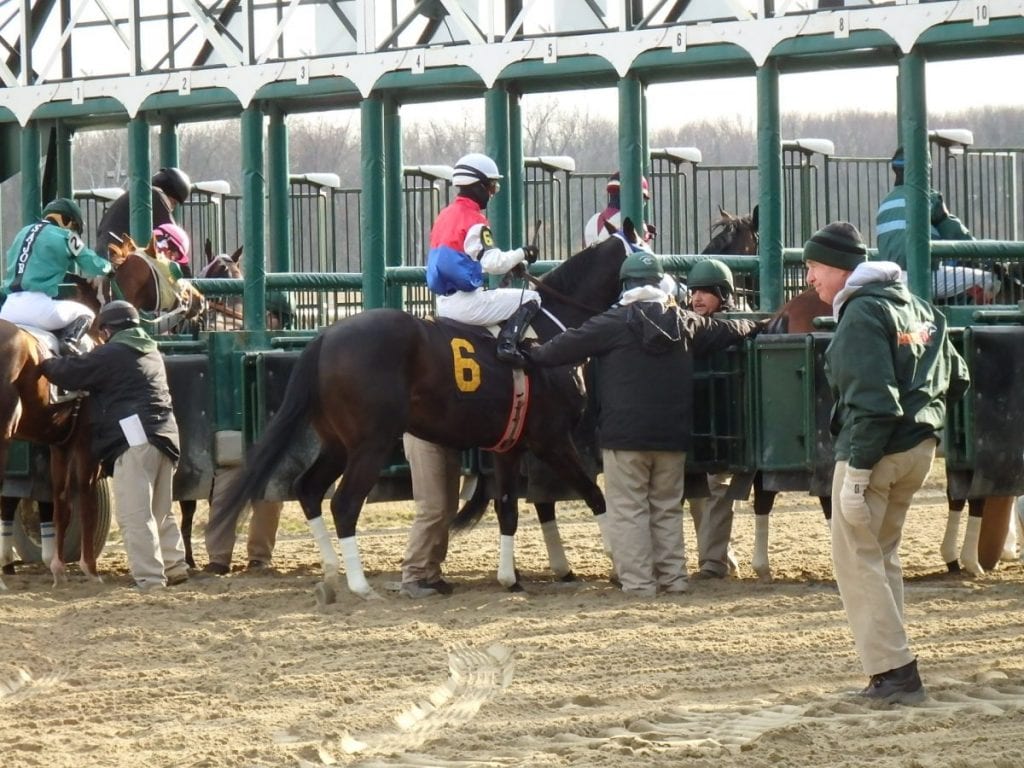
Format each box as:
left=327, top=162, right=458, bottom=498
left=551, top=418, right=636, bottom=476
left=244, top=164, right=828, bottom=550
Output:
left=540, top=519, right=570, bottom=578
left=941, top=507, right=964, bottom=565
left=308, top=516, right=340, bottom=578
left=339, top=536, right=373, bottom=596
left=497, top=534, right=517, bottom=588
left=960, top=515, right=985, bottom=576
left=753, top=515, right=771, bottom=581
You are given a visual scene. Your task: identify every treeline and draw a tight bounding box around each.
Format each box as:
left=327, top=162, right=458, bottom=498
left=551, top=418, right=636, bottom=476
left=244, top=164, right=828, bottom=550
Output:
left=2, top=104, right=1022, bottom=242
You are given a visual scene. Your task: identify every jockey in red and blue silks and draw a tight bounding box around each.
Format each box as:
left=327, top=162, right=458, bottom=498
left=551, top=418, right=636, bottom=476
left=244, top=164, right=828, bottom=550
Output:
left=426, top=152, right=541, bottom=366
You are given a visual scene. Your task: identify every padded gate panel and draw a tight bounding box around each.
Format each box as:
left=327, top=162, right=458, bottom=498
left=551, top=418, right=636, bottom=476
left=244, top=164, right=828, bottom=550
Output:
left=165, top=354, right=215, bottom=501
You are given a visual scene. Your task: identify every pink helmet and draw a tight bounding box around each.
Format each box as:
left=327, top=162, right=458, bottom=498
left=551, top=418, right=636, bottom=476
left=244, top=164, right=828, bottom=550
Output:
left=606, top=172, right=650, bottom=200
left=154, top=223, right=191, bottom=265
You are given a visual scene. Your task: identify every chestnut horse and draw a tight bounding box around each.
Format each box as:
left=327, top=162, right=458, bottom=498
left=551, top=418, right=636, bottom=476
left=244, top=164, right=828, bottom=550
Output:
left=209, top=226, right=649, bottom=598
left=0, top=237, right=201, bottom=586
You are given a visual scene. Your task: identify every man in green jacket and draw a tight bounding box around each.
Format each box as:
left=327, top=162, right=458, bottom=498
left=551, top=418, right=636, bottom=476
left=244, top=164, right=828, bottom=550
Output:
left=804, top=222, right=970, bottom=704
left=1, top=198, right=115, bottom=354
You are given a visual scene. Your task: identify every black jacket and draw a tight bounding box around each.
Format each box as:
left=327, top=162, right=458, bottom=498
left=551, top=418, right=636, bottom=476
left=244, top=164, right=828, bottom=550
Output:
left=528, top=300, right=759, bottom=452
left=40, top=328, right=180, bottom=474
left=95, top=188, right=176, bottom=257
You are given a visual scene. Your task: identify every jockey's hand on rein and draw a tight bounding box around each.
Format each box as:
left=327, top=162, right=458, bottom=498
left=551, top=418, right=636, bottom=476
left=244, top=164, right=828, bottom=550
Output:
left=523, top=245, right=540, bottom=264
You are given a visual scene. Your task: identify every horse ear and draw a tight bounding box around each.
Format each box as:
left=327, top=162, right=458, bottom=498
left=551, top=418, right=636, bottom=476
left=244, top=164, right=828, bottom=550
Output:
left=145, top=236, right=158, bottom=257
left=602, top=219, right=617, bottom=236
left=230, top=246, right=243, bottom=263
left=718, top=204, right=729, bottom=218
left=750, top=204, right=759, bottom=232
left=622, top=217, right=638, bottom=242
left=204, top=239, right=213, bottom=262
left=123, top=234, right=137, bottom=251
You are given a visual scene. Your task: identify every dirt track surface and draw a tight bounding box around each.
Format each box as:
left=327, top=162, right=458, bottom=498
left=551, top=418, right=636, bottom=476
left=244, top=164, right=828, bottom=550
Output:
left=2, top=468, right=1023, bottom=768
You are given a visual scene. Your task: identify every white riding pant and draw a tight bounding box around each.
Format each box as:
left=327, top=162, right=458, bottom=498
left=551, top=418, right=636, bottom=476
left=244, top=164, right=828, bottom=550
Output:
left=0, top=291, right=95, bottom=331
left=436, top=287, right=541, bottom=326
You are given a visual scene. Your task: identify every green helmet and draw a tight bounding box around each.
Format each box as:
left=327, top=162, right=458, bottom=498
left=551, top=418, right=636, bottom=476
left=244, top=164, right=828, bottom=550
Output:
left=687, top=259, right=734, bottom=296
left=42, top=197, right=84, bottom=234
left=619, top=252, right=664, bottom=282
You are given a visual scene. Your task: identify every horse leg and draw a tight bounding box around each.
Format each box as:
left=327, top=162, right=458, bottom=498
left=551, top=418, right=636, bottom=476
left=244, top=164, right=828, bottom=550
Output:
left=941, top=493, right=966, bottom=572
left=49, top=446, right=71, bottom=585
left=293, top=444, right=347, bottom=603
left=179, top=499, right=197, bottom=569
left=328, top=441, right=394, bottom=600
left=977, top=495, right=1015, bottom=572
left=533, top=502, right=574, bottom=582
left=0, top=495, right=18, bottom=579
left=959, top=497, right=987, bottom=577
left=492, top=453, right=525, bottom=591
left=751, top=472, right=775, bottom=583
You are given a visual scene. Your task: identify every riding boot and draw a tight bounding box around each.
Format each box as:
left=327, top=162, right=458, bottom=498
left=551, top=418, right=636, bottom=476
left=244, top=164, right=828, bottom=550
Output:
left=496, top=300, right=540, bottom=366
left=58, top=315, right=93, bottom=356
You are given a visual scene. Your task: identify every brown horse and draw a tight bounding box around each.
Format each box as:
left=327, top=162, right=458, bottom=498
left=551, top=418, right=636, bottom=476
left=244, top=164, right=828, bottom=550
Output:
left=0, top=237, right=200, bottom=586
left=209, top=226, right=648, bottom=598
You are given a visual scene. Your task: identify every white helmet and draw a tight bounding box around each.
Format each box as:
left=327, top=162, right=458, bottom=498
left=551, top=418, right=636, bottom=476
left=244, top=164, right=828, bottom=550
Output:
left=452, top=153, right=503, bottom=187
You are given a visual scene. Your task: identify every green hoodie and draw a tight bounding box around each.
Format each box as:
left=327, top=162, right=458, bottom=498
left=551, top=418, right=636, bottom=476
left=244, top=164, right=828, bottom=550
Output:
left=109, top=326, right=158, bottom=354
left=826, top=279, right=970, bottom=469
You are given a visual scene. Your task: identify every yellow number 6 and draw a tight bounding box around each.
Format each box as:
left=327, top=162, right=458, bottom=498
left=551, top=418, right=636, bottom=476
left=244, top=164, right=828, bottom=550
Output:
left=451, top=338, right=480, bottom=392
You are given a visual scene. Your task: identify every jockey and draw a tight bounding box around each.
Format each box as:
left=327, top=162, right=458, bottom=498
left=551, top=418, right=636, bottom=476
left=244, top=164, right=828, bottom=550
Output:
left=96, top=167, right=192, bottom=259
left=583, top=171, right=656, bottom=248
left=687, top=258, right=737, bottom=314
left=1, top=197, right=114, bottom=355
left=426, top=152, right=541, bottom=366
left=153, top=222, right=192, bottom=279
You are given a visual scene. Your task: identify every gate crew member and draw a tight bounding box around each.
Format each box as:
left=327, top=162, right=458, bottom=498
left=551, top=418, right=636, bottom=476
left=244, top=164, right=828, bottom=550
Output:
left=804, top=221, right=969, bottom=704
left=515, top=252, right=762, bottom=597
left=40, top=301, right=190, bottom=592
left=426, top=152, right=541, bottom=367
left=1, top=198, right=114, bottom=355
left=96, top=167, right=192, bottom=258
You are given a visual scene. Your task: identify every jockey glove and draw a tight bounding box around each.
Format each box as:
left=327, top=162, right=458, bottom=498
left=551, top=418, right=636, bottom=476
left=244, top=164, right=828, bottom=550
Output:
left=523, top=245, right=540, bottom=264
left=645, top=223, right=657, bottom=240
left=839, top=467, right=873, bottom=527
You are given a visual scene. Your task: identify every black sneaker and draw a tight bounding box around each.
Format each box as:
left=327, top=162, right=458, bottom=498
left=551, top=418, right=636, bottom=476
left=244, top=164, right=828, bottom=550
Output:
left=399, top=578, right=454, bottom=598
left=860, top=659, right=926, bottom=704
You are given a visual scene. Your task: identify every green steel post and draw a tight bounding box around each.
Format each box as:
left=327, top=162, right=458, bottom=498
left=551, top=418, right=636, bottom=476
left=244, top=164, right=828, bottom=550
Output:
left=127, top=116, right=152, bottom=244
left=240, top=106, right=267, bottom=330
left=508, top=93, right=525, bottom=246
left=56, top=122, right=73, bottom=198
left=757, top=62, right=783, bottom=312
left=639, top=85, right=650, bottom=228
left=618, top=75, right=644, bottom=229
left=360, top=96, right=386, bottom=310
left=899, top=50, right=931, bottom=301
left=159, top=117, right=179, bottom=168
left=267, top=106, right=291, bottom=273
left=383, top=97, right=403, bottom=309
left=485, top=87, right=511, bottom=248
left=20, top=123, right=41, bottom=224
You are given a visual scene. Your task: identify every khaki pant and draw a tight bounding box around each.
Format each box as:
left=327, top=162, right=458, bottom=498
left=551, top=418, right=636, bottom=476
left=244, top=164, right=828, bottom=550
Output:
left=831, top=438, right=936, bottom=676
left=603, top=449, right=688, bottom=596
left=401, top=434, right=461, bottom=585
left=689, top=472, right=735, bottom=576
left=112, top=443, right=187, bottom=589
left=205, top=464, right=283, bottom=567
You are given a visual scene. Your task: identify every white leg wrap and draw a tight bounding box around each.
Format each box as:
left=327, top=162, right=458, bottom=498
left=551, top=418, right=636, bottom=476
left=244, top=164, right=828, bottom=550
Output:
left=308, top=516, right=340, bottom=579
left=594, top=513, right=617, bottom=579
left=340, top=536, right=374, bottom=597
left=0, top=520, right=14, bottom=567
left=497, top=534, right=517, bottom=588
left=961, top=516, right=984, bottom=577
left=1001, top=508, right=1018, bottom=561
left=39, top=521, right=55, bottom=566
left=940, top=508, right=963, bottom=566
left=540, top=520, right=571, bottom=579
left=753, top=515, right=771, bottom=581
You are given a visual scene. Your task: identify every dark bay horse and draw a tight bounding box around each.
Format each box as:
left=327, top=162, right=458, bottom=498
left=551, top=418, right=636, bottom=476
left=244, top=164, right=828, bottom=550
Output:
left=0, top=237, right=197, bottom=586
left=210, top=227, right=646, bottom=598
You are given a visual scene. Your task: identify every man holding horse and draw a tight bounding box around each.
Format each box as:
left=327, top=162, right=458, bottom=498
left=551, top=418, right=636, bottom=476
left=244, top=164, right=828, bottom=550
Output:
left=39, top=300, right=189, bottom=592
left=0, top=198, right=115, bottom=355
left=96, top=167, right=192, bottom=259
left=517, top=252, right=762, bottom=597
left=803, top=221, right=970, bottom=704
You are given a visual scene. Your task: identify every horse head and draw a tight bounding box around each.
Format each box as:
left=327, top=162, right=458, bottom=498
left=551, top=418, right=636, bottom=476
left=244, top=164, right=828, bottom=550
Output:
left=198, top=241, right=244, bottom=329
left=702, top=205, right=759, bottom=256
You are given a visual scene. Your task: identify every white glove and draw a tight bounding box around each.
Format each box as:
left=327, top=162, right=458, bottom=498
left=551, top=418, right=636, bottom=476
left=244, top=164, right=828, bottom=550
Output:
left=839, top=467, right=873, bottom=527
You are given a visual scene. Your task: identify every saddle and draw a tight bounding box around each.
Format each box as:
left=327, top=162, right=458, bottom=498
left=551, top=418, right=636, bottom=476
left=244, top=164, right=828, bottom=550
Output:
left=16, top=324, right=91, bottom=403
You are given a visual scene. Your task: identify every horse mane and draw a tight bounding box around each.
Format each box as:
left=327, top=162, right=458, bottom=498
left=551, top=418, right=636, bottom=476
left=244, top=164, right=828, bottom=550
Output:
left=537, top=228, right=638, bottom=322
left=701, top=206, right=759, bottom=256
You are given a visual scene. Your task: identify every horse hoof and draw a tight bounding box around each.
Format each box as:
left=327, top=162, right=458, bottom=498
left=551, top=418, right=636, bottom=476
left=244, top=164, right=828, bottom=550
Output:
left=557, top=571, right=577, bottom=583
left=353, top=587, right=381, bottom=601
left=313, top=581, right=337, bottom=608
left=1, top=563, right=14, bottom=576
left=508, top=582, right=526, bottom=593
left=946, top=560, right=961, bottom=574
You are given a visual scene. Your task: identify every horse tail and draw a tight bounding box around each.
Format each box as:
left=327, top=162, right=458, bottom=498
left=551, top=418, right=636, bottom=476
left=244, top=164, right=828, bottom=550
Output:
left=208, top=334, right=324, bottom=535
left=450, top=472, right=491, bottom=532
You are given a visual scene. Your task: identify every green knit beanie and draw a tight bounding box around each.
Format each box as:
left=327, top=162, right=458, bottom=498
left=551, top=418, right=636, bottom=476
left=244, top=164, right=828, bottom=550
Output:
left=802, top=222, right=867, bottom=271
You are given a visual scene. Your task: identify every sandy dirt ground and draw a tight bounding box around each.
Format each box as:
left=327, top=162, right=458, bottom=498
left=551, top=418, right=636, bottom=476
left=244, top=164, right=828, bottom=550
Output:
left=2, top=461, right=1023, bottom=768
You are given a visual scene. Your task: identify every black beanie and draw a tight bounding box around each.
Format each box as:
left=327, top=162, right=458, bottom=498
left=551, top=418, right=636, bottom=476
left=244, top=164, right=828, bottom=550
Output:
left=802, top=222, right=867, bottom=271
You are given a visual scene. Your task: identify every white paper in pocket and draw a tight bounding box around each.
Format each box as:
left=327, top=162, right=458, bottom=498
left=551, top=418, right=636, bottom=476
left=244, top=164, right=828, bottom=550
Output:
left=119, top=414, right=148, bottom=447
